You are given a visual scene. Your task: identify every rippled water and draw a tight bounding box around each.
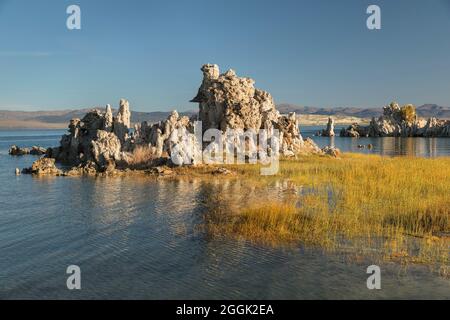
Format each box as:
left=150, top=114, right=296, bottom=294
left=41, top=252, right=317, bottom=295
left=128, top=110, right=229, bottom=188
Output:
left=0, top=129, right=449, bottom=299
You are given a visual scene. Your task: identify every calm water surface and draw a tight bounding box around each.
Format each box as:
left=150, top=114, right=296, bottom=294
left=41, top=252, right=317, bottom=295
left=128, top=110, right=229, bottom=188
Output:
left=0, top=129, right=449, bottom=299
left=302, top=126, right=450, bottom=157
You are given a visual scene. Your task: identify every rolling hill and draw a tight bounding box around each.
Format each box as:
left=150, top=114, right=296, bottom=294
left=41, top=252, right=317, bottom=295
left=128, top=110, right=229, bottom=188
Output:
left=0, top=104, right=448, bottom=129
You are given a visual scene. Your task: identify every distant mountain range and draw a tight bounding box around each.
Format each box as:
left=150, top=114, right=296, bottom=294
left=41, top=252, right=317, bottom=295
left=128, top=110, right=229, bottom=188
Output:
left=277, top=104, right=450, bottom=119
left=0, top=109, right=196, bottom=129
left=0, top=104, right=448, bottom=129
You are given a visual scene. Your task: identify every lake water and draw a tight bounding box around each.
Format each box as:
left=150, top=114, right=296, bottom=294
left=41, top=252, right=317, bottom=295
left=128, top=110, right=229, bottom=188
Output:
left=302, top=126, right=450, bottom=157
left=0, top=129, right=449, bottom=299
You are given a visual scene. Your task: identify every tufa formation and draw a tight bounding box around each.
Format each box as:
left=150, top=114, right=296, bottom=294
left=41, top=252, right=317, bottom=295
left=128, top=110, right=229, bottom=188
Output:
left=21, top=64, right=324, bottom=175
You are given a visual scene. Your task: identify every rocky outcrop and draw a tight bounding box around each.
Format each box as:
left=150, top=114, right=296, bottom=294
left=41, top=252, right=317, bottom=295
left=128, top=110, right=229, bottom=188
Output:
left=91, top=130, right=122, bottom=169
left=22, top=158, right=63, bottom=175
left=191, top=65, right=278, bottom=132
left=30, top=146, right=47, bottom=155
left=322, top=146, right=341, bottom=157
left=132, top=110, right=201, bottom=166
left=17, top=65, right=327, bottom=175
left=420, top=117, right=450, bottom=137
left=340, top=123, right=365, bottom=138
left=104, top=104, right=114, bottom=132
left=49, top=101, right=131, bottom=170
left=9, top=145, right=46, bottom=156
left=367, top=103, right=419, bottom=137
left=9, top=145, right=30, bottom=156
left=113, top=99, right=131, bottom=143
left=47, top=101, right=202, bottom=171
left=191, top=64, right=320, bottom=156
left=340, top=102, right=450, bottom=138
left=319, top=117, right=335, bottom=137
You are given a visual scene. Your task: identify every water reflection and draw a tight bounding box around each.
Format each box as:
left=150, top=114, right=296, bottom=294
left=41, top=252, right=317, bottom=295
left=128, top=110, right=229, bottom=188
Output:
left=299, top=126, right=450, bottom=157
left=1, top=172, right=449, bottom=299
left=310, top=135, right=450, bottom=157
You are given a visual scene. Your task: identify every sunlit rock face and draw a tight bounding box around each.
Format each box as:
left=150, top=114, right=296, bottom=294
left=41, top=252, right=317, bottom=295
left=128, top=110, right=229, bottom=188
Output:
left=91, top=130, right=122, bottom=169
left=49, top=101, right=130, bottom=169
left=191, top=64, right=321, bottom=156
left=24, top=158, right=62, bottom=175
left=341, top=102, right=450, bottom=138
left=191, top=65, right=274, bottom=132
left=114, top=99, right=131, bottom=144
left=369, top=102, right=418, bottom=137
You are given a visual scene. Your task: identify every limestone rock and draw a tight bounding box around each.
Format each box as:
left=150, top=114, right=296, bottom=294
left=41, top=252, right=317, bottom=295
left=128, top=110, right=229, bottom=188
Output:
left=342, top=102, right=450, bottom=138
left=104, top=104, right=113, bottom=132
left=42, top=65, right=326, bottom=174
left=322, top=146, right=341, bottom=158
left=301, top=137, right=323, bottom=154
left=192, top=65, right=263, bottom=132
left=9, top=145, right=30, bottom=156
left=340, top=123, right=363, bottom=138
left=30, top=146, right=47, bottom=155
left=275, top=112, right=316, bottom=155
left=8, top=145, right=47, bottom=156
left=321, top=117, right=335, bottom=137
left=421, top=118, right=450, bottom=137
left=114, top=99, right=131, bottom=143
left=54, top=101, right=131, bottom=168
left=133, top=110, right=202, bottom=166
left=23, top=158, right=62, bottom=175
left=191, top=64, right=321, bottom=156
left=91, top=130, right=122, bottom=170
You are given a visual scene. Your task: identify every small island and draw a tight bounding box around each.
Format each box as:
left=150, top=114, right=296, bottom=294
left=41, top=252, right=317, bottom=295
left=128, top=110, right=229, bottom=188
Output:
left=14, top=64, right=334, bottom=176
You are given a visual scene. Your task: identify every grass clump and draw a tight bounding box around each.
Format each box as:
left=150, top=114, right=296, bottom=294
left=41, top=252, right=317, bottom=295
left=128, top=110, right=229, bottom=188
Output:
left=126, top=145, right=158, bottom=169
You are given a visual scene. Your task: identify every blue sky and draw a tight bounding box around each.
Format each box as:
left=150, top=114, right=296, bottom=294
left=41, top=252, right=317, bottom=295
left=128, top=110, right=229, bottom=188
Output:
left=0, top=0, right=449, bottom=111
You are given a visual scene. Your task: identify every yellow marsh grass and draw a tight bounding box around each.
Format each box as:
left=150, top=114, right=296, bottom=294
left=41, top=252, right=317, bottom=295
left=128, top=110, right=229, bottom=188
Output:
left=200, top=154, right=450, bottom=269
left=127, top=145, right=157, bottom=168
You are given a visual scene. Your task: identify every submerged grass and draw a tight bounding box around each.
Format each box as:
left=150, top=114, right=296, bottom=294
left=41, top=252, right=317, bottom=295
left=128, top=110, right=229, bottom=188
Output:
left=197, top=153, right=450, bottom=272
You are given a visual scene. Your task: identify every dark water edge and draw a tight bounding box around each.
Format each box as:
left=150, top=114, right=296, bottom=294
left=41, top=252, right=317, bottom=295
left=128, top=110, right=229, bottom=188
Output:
left=0, top=129, right=449, bottom=299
